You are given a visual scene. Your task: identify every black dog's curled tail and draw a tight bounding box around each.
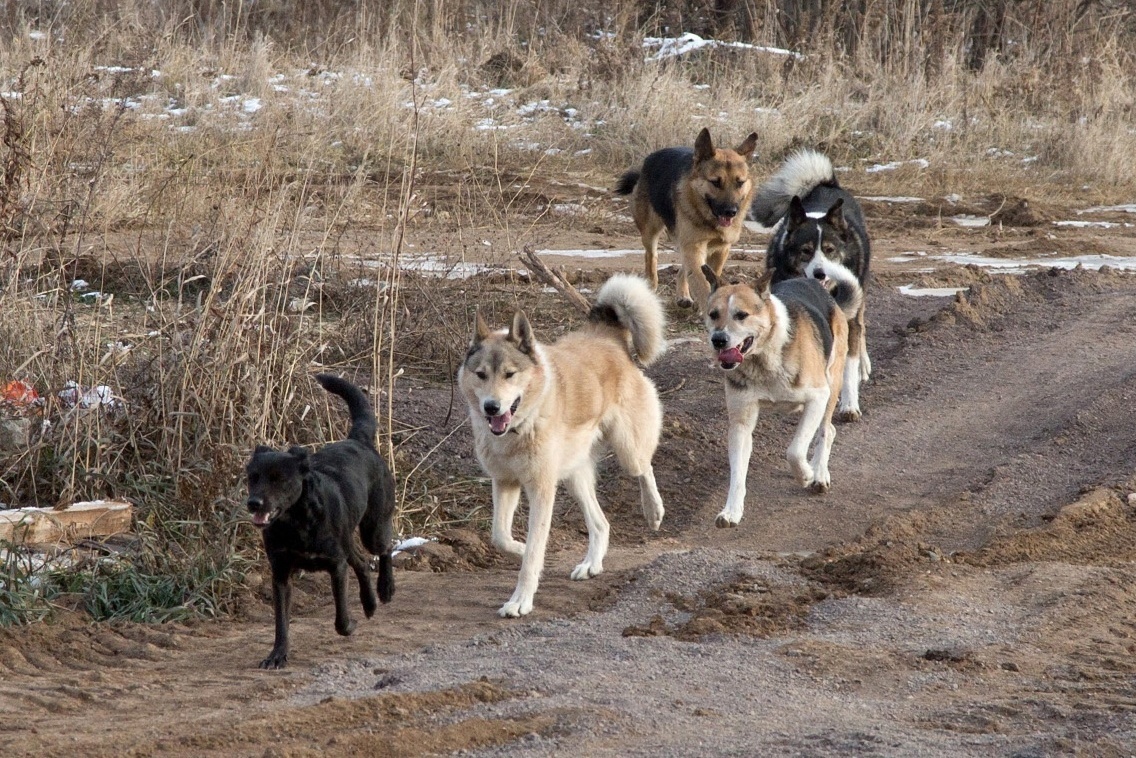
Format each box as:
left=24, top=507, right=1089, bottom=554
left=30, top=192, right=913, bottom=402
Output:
left=614, top=170, right=640, bottom=196
left=315, top=374, right=378, bottom=448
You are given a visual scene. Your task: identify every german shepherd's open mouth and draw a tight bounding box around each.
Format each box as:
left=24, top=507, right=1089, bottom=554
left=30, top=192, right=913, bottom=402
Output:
left=487, top=396, right=522, bottom=436
left=717, top=336, right=755, bottom=370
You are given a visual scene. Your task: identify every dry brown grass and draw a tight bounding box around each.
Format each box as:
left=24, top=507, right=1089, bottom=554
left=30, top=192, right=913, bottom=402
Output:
left=0, top=0, right=1134, bottom=619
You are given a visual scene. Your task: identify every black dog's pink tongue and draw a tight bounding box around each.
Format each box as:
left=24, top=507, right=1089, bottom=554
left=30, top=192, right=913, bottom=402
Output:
left=718, top=346, right=744, bottom=365
left=489, top=411, right=513, bottom=434
left=251, top=511, right=270, bottom=526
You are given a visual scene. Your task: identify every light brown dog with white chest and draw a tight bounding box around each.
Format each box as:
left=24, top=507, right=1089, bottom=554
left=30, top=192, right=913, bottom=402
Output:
left=459, top=275, right=667, bottom=617
left=702, top=265, right=861, bottom=527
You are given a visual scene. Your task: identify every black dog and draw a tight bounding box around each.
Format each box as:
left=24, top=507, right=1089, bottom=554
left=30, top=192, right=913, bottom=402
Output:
left=750, top=148, right=871, bottom=421
left=246, top=374, right=396, bottom=669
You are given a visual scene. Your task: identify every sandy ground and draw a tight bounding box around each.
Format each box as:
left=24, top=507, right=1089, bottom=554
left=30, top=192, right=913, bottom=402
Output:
left=3, top=188, right=1136, bottom=756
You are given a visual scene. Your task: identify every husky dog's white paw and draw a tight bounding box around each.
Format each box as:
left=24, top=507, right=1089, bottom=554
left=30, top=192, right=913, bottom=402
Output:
left=498, top=596, right=534, bottom=618
left=496, top=538, right=525, bottom=558
left=808, top=475, right=831, bottom=494
left=570, top=559, right=603, bottom=580
left=861, top=351, right=872, bottom=381
left=642, top=500, right=664, bottom=531
left=715, top=510, right=741, bottom=528
left=788, top=458, right=814, bottom=487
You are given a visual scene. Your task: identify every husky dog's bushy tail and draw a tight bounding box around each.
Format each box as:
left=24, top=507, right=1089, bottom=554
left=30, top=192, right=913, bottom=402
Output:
left=750, top=149, right=838, bottom=226
left=589, top=274, right=666, bottom=365
left=315, top=373, right=378, bottom=447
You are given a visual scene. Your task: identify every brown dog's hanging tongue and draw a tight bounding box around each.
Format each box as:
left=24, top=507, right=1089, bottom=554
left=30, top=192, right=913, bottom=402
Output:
left=718, top=346, right=744, bottom=366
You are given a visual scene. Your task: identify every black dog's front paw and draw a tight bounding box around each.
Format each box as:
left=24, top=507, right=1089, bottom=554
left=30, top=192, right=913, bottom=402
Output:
left=335, top=617, right=357, bottom=637
left=362, top=590, right=378, bottom=619
left=260, top=648, right=288, bottom=669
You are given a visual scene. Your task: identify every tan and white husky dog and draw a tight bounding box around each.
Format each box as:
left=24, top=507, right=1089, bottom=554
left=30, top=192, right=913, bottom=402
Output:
left=702, top=264, right=861, bottom=527
left=459, top=275, right=667, bottom=617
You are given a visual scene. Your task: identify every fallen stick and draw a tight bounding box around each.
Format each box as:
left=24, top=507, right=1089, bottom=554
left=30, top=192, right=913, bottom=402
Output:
left=519, top=246, right=591, bottom=315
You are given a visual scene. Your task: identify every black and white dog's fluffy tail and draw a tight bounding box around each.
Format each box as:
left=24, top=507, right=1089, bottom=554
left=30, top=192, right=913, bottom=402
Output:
left=315, top=373, right=378, bottom=448
left=830, top=278, right=864, bottom=323
left=749, top=149, right=839, bottom=226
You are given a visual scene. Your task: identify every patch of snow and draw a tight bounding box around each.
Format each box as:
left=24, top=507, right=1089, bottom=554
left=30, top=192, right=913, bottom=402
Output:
left=897, top=285, right=969, bottom=298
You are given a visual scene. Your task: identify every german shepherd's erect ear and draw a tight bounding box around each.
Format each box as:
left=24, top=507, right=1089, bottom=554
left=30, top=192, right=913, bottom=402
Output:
left=735, top=132, right=758, bottom=159
left=701, top=264, right=722, bottom=294
left=694, top=128, right=715, bottom=164
left=472, top=310, right=492, bottom=344
left=509, top=311, right=536, bottom=355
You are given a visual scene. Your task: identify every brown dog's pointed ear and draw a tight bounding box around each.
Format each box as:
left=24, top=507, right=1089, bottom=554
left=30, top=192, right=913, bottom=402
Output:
left=787, top=196, right=808, bottom=228
left=736, top=132, right=758, bottom=159
left=824, top=198, right=847, bottom=232
left=755, top=269, right=775, bottom=297
left=510, top=311, right=535, bottom=355
left=694, top=127, right=714, bottom=163
left=701, top=264, right=722, bottom=294
left=473, top=310, right=491, bottom=344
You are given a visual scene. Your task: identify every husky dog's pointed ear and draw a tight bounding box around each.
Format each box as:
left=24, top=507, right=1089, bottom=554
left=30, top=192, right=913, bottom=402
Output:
left=736, top=132, right=758, bottom=159
left=694, top=127, right=714, bottom=163
left=701, top=264, right=722, bottom=294
left=824, top=198, right=847, bottom=232
left=787, top=196, right=808, bottom=229
left=472, top=310, right=491, bottom=344
left=754, top=269, right=775, bottom=298
left=509, top=311, right=535, bottom=355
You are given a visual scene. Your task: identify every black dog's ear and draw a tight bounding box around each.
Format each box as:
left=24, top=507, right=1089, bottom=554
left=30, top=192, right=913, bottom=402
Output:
left=787, top=196, right=808, bottom=228
left=253, top=445, right=274, bottom=455
left=736, top=132, right=758, bottom=160
left=824, top=198, right=847, bottom=232
left=701, top=264, right=722, bottom=294
left=693, top=127, right=714, bottom=164
left=509, top=311, right=535, bottom=355
left=287, top=446, right=310, bottom=473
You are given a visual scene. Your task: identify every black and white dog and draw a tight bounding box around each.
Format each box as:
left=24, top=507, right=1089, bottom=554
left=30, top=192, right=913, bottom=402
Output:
left=750, top=149, right=870, bottom=421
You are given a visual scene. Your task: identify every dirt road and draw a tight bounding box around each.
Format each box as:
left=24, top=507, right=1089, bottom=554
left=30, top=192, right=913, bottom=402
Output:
left=3, top=201, right=1136, bottom=756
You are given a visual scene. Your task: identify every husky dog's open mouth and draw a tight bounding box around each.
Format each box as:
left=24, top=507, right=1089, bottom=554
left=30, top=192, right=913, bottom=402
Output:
left=717, top=336, right=755, bottom=370
left=487, top=396, right=522, bottom=435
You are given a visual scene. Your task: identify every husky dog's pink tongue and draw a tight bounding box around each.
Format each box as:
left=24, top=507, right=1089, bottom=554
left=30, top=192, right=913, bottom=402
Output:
left=717, top=346, right=744, bottom=368
left=489, top=411, right=513, bottom=435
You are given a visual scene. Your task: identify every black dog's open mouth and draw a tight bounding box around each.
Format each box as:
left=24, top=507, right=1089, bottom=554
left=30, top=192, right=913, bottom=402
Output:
left=487, top=396, right=522, bottom=436
left=717, top=336, right=755, bottom=370
left=249, top=508, right=279, bottom=528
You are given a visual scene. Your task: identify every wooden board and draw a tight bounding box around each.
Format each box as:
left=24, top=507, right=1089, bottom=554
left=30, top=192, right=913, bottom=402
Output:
left=0, top=500, right=132, bottom=545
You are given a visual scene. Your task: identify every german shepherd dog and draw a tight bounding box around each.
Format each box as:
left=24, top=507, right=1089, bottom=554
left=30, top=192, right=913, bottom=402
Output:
left=616, top=128, right=758, bottom=311
left=459, top=275, right=666, bottom=617
left=245, top=374, right=396, bottom=669
left=750, top=149, right=871, bottom=421
left=702, top=264, right=862, bottom=528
